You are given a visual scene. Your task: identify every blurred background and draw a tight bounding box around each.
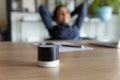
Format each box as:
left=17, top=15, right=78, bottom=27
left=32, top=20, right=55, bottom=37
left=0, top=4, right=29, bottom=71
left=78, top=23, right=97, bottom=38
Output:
left=0, top=0, right=120, bottom=42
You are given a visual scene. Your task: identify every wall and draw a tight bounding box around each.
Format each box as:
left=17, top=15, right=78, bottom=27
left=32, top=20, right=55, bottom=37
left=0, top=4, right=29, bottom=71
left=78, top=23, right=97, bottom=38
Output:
left=0, top=0, right=7, bottom=21
left=0, top=0, right=83, bottom=21
left=0, top=0, right=46, bottom=21
left=36, top=0, right=46, bottom=9
left=75, top=0, right=83, bottom=6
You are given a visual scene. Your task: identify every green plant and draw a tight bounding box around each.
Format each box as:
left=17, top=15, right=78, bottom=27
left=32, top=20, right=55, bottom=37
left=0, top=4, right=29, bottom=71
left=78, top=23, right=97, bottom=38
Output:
left=87, top=0, right=99, bottom=16
left=87, top=0, right=120, bottom=15
left=108, top=0, right=120, bottom=14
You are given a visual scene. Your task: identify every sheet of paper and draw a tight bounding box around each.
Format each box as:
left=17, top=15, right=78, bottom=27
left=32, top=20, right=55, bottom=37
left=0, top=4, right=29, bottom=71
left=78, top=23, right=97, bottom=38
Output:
left=49, top=42, right=93, bottom=52
left=33, top=42, right=94, bottom=52
left=58, top=46, right=93, bottom=52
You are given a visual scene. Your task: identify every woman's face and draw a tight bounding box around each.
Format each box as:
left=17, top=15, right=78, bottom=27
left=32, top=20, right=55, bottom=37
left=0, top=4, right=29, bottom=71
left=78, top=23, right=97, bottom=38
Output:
left=56, top=6, right=71, bottom=25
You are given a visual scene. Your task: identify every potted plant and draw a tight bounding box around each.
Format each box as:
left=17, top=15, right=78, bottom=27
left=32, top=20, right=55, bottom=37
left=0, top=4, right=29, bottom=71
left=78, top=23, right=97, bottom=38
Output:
left=87, top=0, right=120, bottom=21
left=98, top=0, right=113, bottom=21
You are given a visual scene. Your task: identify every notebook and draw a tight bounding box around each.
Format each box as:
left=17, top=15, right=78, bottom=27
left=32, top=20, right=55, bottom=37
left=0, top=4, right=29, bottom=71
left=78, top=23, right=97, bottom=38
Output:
left=89, top=40, right=120, bottom=48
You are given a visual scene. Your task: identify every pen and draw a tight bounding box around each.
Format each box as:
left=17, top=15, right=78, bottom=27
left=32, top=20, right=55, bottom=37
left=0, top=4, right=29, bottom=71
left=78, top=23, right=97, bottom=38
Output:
left=38, top=43, right=85, bottom=48
left=61, top=44, right=84, bottom=48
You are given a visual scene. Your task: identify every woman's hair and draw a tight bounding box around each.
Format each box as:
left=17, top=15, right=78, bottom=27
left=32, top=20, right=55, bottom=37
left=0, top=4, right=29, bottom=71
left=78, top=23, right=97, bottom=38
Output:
left=53, top=5, right=66, bottom=21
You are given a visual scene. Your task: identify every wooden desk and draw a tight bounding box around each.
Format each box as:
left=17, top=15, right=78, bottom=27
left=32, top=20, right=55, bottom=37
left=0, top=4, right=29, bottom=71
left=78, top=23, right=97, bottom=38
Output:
left=0, top=41, right=120, bottom=80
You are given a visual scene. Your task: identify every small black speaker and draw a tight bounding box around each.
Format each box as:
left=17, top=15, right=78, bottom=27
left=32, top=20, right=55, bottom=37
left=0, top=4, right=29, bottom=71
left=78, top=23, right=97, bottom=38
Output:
left=38, top=44, right=59, bottom=67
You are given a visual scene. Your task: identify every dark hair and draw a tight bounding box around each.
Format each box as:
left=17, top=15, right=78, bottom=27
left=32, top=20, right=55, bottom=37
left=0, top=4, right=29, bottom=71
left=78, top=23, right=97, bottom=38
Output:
left=53, top=5, right=66, bottom=21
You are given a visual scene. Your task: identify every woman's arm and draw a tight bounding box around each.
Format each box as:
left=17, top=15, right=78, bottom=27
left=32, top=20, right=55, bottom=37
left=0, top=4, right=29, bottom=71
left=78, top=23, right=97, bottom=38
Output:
left=71, top=3, right=87, bottom=28
left=39, top=5, right=53, bottom=30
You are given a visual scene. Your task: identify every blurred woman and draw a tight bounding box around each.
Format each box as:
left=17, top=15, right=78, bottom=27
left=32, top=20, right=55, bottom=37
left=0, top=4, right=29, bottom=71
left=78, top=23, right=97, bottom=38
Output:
left=39, top=2, right=87, bottom=40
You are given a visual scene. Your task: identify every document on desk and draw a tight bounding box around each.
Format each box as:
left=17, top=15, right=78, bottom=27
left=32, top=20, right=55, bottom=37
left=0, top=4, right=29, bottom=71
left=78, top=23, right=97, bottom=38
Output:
left=33, top=42, right=94, bottom=52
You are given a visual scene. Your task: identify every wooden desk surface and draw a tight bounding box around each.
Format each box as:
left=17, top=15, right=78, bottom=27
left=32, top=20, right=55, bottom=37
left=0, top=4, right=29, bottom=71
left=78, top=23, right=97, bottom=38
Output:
left=0, top=40, right=120, bottom=80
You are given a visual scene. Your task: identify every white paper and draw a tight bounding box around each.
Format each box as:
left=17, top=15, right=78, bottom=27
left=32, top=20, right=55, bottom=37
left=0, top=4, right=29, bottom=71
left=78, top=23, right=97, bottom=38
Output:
left=33, top=42, right=93, bottom=52
left=59, top=46, right=93, bottom=52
